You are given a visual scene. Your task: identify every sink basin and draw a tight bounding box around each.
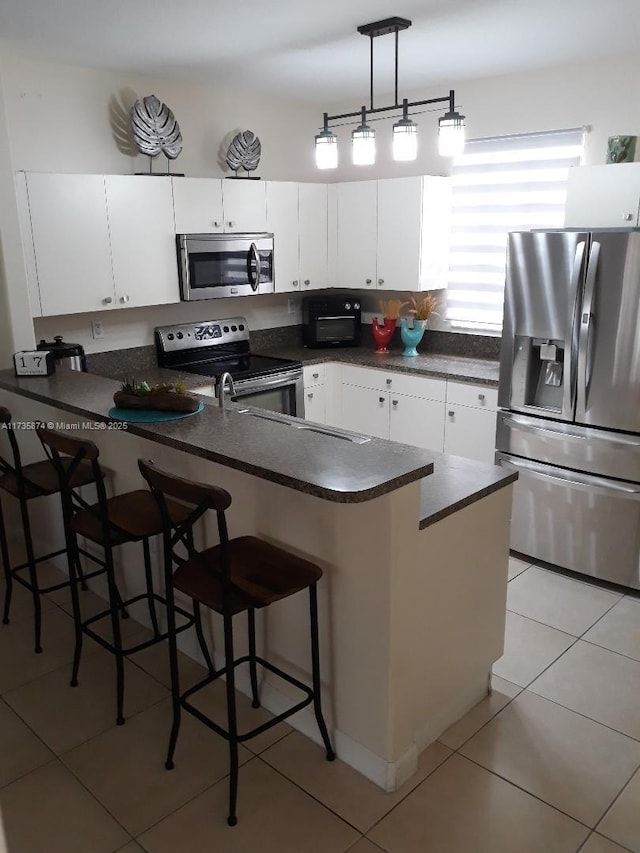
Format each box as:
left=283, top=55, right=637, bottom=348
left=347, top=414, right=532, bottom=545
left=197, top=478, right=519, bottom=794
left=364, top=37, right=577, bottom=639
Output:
left=237, top=407, right=371, bottom=444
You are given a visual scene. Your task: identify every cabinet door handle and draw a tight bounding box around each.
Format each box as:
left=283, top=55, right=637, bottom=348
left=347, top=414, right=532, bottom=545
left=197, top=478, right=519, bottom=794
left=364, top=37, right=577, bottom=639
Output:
left=392, top=399, right=398, bottom=407
left=292, top=280, right=299, bottom=287
left=379, top=396, right=385, bottom=404
left=366, top=278, right=372, bottom=285
left=312, top=372, right=319, bottom=379
left=102, top=296, right=113, bottom=305
left=227, top=221, right=235, bottom=228
left=213, top=220, right=222, bottom=228
left=119, top=295, right=130, bottom=304
left=623, top=213, right=634, bottom=221
left=448, top=410, right=455, bottom=417
left=378, top=278, right=384, bottom=286
left=386, top=378, right=392, bottom=386
left=478, top=393, right=485, bottom=401
left=304, top=279, right=310, bottom=286
left=307, top=392, right=314, bottom=400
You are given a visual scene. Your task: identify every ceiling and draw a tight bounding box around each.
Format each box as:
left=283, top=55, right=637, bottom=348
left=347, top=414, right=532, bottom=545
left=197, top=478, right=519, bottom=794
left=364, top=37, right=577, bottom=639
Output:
left=1, top=0, right=639, bottom=103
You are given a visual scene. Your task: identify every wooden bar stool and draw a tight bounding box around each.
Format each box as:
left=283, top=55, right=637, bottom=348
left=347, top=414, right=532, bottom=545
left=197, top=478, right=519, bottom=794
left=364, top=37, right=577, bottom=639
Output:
left=36, top=427, right=214, bottom=725
left=0, top=406, right=102, bottom=652
left=138, top=458, right=335, bottom=827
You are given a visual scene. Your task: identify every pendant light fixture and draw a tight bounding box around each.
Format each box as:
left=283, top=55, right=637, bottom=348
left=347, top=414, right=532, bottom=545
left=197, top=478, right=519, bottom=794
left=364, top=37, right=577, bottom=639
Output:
left=314, top=17, right=465, bottom=168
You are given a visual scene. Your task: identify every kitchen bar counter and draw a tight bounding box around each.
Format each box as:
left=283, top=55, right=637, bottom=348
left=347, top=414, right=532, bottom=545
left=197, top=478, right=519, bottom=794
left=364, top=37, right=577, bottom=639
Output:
left=0, top=367, right=513, bottom=794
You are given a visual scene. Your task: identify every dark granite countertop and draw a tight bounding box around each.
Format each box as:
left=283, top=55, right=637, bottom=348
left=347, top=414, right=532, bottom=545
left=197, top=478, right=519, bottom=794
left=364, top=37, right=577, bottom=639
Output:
left=0, top=369, right=437, bottom=504
left=419, top=453, right=517, bottom=529
left=255, top=344, right=500, bottom=386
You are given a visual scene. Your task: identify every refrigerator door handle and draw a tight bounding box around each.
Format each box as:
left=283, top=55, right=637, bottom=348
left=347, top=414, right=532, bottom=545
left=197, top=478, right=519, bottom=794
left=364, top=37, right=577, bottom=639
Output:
left=500, top=412, right=640, bottom=448
left=577, top=240, right=600, bottom=416
left=496, top=453, right=640, bottom=500
left=565, top=240, right=587, bottom=417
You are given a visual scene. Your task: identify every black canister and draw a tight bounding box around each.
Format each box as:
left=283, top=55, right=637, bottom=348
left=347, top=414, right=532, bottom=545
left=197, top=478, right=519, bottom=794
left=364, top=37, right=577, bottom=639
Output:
left=37, top=336, right=87, bottom=372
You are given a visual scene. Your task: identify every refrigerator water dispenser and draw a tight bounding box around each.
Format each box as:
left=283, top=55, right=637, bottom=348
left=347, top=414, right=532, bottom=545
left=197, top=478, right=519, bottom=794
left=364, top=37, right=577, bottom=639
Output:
left=510, top=336, right=565, bottom=412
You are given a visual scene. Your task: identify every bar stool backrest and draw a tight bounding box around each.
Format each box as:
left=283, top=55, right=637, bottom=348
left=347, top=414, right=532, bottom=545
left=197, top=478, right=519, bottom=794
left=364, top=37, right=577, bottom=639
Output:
left=36, top=427, right=110, bottom=539
left=0, top=406, right=39, bottom=501
left=138, top=458, right=233, bottom=591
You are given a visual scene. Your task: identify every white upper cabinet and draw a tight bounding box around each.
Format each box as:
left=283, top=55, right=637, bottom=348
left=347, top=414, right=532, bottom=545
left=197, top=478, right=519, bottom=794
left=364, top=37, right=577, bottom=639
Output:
left=564, top=164, right=640, bottom=228
left=377, top=176, right=422, bottom=291
left=172, top=177, right=224, bottom=232
left=299, top=183, right=329, bottom=290
left=21, top=172, right=114, bottom=316
left=336, top=180, right=378, bottom=289
left=19, top=172, right=179, bottom=317
left=222, top=179, right=267, bottom=232
left=105, top=175, right=179, bottom=309
left=266, top=181, right=300, bottom=293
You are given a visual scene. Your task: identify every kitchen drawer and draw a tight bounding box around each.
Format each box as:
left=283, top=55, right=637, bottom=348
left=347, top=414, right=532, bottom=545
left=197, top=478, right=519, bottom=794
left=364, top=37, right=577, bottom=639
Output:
left=303, top=363, right=325, bottom=387
left=446, top=380, right=498, bottom=410
left=341, top=364, right=446, bottom=400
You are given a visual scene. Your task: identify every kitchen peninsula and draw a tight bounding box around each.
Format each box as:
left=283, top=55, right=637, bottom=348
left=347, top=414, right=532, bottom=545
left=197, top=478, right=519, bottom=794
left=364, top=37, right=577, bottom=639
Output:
left=0, top=369, right=515, bottom=792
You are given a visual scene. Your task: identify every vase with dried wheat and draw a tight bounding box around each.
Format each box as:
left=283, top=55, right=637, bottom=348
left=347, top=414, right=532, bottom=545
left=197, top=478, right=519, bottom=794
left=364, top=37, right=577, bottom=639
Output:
left=400, top=293, right=439, bottom=357
left=372, top=299, right=404, bottom=353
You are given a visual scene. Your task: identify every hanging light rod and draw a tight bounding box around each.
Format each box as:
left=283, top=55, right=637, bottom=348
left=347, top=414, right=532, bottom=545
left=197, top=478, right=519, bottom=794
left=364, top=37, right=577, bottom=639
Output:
left=314, top=16, right=466, bottom=168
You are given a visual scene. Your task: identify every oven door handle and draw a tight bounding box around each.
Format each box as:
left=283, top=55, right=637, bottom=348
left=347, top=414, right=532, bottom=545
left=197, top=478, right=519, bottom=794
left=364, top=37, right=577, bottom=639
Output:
left=316, top=315, right=356, bottom=321
left=248, top=242, right=261, bottom=292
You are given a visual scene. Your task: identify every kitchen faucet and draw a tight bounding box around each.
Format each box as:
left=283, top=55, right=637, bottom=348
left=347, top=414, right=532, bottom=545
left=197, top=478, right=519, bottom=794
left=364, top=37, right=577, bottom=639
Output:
left=217, top=372, right=235, bottom=409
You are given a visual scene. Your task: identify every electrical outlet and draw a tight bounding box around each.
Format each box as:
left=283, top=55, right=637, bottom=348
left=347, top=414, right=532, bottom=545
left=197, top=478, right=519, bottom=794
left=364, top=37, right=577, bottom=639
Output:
left=91, top=319, right=104, bottom=339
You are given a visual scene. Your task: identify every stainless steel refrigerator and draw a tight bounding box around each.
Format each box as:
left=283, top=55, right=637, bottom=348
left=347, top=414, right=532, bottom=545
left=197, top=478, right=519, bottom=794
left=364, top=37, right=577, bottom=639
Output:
left=496, top=228, right=640, bottom=590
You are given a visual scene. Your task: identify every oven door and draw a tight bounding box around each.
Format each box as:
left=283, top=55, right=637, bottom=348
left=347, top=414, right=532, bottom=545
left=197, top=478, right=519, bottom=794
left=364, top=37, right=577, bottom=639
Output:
left=178, top=233, right=275, bottom=300
left=227, top=370, right=304, bottom=417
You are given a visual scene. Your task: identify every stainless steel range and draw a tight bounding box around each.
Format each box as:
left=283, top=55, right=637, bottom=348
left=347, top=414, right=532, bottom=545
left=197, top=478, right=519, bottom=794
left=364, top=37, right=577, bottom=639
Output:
left=155, top=318, right=304, bottom=416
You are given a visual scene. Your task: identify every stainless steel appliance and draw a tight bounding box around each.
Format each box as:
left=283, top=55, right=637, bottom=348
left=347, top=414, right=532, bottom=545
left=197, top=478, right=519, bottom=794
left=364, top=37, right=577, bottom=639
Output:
left=155, top=317, right=303, bottom=416
left=37, top=336, right=87, bottom=372
left=177, top=233, right=275, bottom=300
left=496, top=228, right=640, bottom=589
left=302, top=296, right=362, bottom=348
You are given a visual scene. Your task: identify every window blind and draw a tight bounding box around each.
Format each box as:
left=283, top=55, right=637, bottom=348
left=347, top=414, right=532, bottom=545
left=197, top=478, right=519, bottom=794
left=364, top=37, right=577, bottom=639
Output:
left=445, top=128, right=585, bottom=331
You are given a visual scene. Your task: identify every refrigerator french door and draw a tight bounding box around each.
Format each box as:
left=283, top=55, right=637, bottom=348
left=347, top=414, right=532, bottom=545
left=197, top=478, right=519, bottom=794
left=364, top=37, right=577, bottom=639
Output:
left=497, top=229, right=640, bottom=589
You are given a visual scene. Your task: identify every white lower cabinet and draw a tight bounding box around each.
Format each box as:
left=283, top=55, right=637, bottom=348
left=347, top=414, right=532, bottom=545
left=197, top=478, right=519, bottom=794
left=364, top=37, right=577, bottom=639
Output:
left=339, top=366, right=446, bottom=450
left=444, top=381, right=498, bottom=464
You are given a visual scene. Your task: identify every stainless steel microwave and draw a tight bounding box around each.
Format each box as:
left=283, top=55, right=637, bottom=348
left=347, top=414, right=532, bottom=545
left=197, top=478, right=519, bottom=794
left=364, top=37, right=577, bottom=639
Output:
left=177, top=233, right=275, bottom=300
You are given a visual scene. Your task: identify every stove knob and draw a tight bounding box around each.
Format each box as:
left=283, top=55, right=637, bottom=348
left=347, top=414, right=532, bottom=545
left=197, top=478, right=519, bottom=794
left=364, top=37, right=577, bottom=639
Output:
left=223, top=326, right=229, bottom=333
left=354, top=302, right=361, bottom=310
left=239, top=324, right=245, bottom=331
left=167, top=333, right=174, bottom=341
left=176, top=332, right=183, bottom=340
left=345, top=302, right=351, bottom=310
left=231, top=325, right=237, bottom=331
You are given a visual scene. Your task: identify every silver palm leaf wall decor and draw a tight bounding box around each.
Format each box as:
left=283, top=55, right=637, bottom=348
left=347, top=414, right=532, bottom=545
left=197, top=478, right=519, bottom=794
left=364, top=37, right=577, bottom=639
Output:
left=130, top=94, right=183, bottom=173
left=226, top=130, right=262, bottom=177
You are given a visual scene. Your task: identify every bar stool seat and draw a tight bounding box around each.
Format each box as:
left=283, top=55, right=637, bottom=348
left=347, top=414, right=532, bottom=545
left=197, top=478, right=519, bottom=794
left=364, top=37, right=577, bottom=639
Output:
left=173, top=536, right=323, bottom=615
left=0, top=406, right=102, bottom=653
left=37, top=427, right=214, bottom=726
left=138, top=459, right=335, bottom=827
left=71, top=489, right=191, bottom=546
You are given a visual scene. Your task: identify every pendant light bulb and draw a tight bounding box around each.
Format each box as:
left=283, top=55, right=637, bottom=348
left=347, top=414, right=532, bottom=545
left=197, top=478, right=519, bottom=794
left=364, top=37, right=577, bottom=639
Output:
left=438, top=109, right=466, bottom=157
left=392, top=101, right=418, bottom=161
left=315, top=113, right=338, bottom=169
left=352, top=107, right=376, bottom=166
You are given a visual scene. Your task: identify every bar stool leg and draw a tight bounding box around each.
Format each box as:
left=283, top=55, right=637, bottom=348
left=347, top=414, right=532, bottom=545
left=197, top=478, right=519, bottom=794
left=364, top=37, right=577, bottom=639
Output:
left=104, top=547, right=126, bottom=725
left=193, top=602, right=215, bottom=675
left=309, top=583, right=335, bottom=761
left=18, top=499, right=42, bottom=653
left=247, top=609, right=260, bottom=708
left=0, top=500, right=13, bottom=625
left=142, top=537, right=160, bottom=638
left=165, top=584, right=182, bottom=771
left=68, top=537, right=84, bottom=689
left=223, top=611, right=240, bottom=827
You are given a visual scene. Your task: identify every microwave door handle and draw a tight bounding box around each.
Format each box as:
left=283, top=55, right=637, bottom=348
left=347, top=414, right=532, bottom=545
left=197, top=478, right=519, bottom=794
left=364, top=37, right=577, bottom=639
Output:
left=248, top=242, right=261, bottom=292
left=577, top=240, right=600, bottom=416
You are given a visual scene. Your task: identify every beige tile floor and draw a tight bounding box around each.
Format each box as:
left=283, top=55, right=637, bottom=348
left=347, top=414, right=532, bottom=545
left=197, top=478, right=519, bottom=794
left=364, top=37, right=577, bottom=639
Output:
left=0, top=555, right=639, bottom=852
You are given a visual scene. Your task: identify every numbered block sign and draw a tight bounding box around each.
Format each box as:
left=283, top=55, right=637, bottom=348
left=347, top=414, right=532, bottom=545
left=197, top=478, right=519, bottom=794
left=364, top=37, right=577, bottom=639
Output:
left=13, top=350, right=55, bottom=377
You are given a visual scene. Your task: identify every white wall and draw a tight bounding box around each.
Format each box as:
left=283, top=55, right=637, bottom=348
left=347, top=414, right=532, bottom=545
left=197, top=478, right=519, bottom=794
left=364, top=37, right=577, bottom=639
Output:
left=1, top=49, right=639, bottom=359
